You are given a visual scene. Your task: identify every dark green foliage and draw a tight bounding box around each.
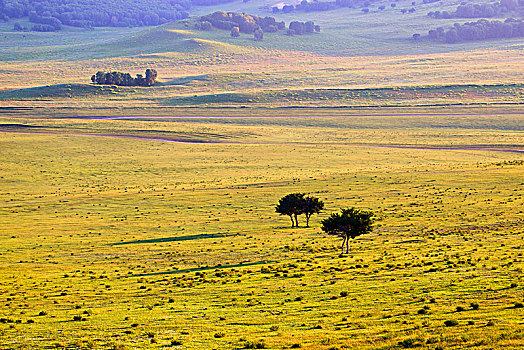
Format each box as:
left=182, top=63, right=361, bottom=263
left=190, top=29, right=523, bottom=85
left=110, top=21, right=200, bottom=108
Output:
left=444, top=319, right=459, bottom=327
left=428, top=0, right=523, bottom=19
left=254, top=28, right=263, bottom=41
left=276, top=193, right=305, bottom=227
left=398, top=338, right=418, bottom=348
left=470, top=302, right=479, bottom=310
left=231, top=26, right=240, bottom=37
left=243, top=339, right=266, bottom=349
left=302, top=196, right=324, bottom=227
left=426, top=18, right=524, bottom=43
left=275, top=193, right=324, bottom=227
left=320, top=207, right=374, bottom=254
left=91, top=69, right=157, bottom=87
left=199, top=11, right=285, bottom=34
left=456, top=306, right=465, bottom=312
left=1, top=0, right=190, bottom=30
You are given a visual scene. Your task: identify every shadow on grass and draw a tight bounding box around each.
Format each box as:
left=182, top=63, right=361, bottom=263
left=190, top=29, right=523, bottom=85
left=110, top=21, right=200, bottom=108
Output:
left=130, top=260, right=273, bottom=277
left=110, top=233, right=239, bottom=246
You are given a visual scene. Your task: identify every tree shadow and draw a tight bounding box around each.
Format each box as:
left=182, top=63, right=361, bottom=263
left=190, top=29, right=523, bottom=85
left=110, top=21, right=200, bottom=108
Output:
left=129, top=260, right=273, bottom=277
left=110, top=233, right=239, bottom=246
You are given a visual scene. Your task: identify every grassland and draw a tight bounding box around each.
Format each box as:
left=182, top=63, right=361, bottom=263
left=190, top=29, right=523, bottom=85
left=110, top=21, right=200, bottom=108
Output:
left=1, top=112, right=523, bottom=349
left=0, top=0, right=523, bottom=110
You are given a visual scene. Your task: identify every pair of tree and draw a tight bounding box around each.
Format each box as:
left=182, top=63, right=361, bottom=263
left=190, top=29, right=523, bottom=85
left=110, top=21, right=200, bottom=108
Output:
left=275, top=193, right=324, bottom=228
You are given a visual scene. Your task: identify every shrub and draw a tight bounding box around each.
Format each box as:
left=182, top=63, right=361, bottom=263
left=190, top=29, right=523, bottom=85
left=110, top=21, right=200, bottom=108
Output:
left=456, top=306, right=465, bottom=312
left=244, top=339, right=266, bottom=349
left=398, top=338, right=418, bottom=348
left=269, top=325, right=279, bottom=331
left=444, top=319, right=459, bottom=327
left=514, top=302, right=524, bottom=308
left=171, top=339, right=183, bottom=346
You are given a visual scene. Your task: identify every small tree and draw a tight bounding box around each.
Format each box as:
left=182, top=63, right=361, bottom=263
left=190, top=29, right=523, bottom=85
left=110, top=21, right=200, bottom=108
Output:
left=302, top=196, right=324, bottom=227
left=321, top=208, right=374, bottom=254
left=231, top=26, right=240, bottom=37
left=254, top=28, right=263, bottom=41
left=276, top=193, right=305, bottom=227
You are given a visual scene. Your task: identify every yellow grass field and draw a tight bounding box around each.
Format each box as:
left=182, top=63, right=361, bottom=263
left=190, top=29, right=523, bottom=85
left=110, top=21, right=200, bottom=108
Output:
left=1, top=112, right=523, bottom=349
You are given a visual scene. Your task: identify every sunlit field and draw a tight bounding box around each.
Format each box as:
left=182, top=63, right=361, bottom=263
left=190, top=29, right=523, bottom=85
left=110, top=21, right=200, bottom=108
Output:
left=1, top=113, right=523, bottom=349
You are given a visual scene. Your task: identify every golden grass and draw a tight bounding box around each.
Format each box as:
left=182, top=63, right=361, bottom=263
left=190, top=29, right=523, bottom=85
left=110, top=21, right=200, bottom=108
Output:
left=1, top=114, right=523, bottom=349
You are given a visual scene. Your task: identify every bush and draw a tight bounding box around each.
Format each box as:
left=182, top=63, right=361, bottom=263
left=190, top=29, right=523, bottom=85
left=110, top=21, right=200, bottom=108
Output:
left=470, top=302, right=479, bottom=310
left=244, top=340, right=266, bottom=349
left=444, top=319, right=459, bottom=327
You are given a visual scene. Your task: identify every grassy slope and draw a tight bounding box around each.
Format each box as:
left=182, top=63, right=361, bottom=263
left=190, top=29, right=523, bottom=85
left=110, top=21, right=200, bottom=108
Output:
left=1, top=115, right=523, bottom=349
left=0, top=0, right=522, bottom=109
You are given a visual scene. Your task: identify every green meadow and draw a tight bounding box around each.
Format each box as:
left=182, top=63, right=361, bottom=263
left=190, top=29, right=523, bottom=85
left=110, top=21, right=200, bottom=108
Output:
left=1, top=113, right=523, bottom=349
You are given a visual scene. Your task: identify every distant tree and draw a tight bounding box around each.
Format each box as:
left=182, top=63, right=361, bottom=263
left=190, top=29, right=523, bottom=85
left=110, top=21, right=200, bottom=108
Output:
left=305, top=21, right=315, bottom=33
left=13, top=22, right=22, bottom=31
left=412, top=33, right=421, bottom=40
left=321, top=208, right=374, bottom=254
left=445, top=28, right=458, bottom=43
left=276, top=193, right=305, bottom=227
left=254, top=28, right=263, bottom=41
left=144, top=69, right=157, bottom=86
left=302, top=196, right=324, bottom=227
left=231, top=26, right=240, bottom=37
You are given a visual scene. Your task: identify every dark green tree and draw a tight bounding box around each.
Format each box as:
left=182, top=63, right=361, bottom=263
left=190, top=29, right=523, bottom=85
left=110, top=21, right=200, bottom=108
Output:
left=254, top=28, right=263, bottom=41
left=231, top=26, right=240, bottom=37
left=302, top=196, right=324, bottom=227
left=321, top=208, right=374, bottom=254
left=276, top=193, right=305, bottom=227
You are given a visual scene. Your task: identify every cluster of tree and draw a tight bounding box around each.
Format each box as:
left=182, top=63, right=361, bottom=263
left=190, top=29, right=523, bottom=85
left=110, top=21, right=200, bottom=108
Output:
left=0, top=0, right=191, bottom=31
left=272, top=0, right=338, bottom=13
left=276, top=193, right=375, bottom=254
left=426, top=18, right=524, bottom=43
left=198, top=11, right=285, bottom=34
left=191, top=0, right=236, bottom=5
left=272, top=0, right=382, bottom=14
left=91, top=69, right=158, bottom=86
left=428, top=0, right=523, bottom=19
left=287, top=21, right=320, bottom=35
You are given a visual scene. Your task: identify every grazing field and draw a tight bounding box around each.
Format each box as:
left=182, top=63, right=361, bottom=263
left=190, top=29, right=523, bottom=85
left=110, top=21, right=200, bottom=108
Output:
left=1, top=111, right=523, bottom=349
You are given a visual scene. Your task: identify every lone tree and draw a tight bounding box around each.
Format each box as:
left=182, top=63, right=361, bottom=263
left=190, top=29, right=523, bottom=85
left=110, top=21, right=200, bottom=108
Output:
left=321, top=208, right=374, bottom=254
left=276, top=193, right=305, bottom=227
left=302, top=196, right=324, bottom=227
